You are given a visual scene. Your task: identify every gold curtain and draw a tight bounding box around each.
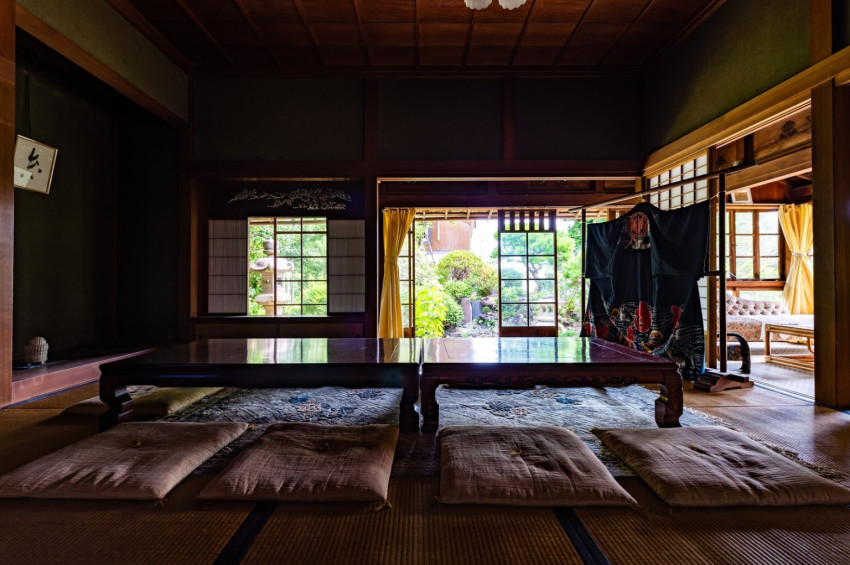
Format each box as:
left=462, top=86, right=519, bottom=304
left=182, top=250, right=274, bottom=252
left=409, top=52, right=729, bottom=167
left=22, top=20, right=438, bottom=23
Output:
left=378, top=208, right=416, bottom=338
left=778, top=203, right=814, bottom=314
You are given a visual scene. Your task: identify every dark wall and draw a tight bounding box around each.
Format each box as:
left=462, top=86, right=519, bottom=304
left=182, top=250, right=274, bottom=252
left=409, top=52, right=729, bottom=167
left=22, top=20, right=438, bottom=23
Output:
left=515, top=78, right=642, bottom=160
left=193, top=78, right=364, bottom=161
left=114, top=103, right=180, bottom=343
left=643, top=0, right=810, bottom=152
left=193, top=77, right=644, bottom=163
left=13, top=37, right=179, bottom=359
left=378, top=79, right=503, bottom=161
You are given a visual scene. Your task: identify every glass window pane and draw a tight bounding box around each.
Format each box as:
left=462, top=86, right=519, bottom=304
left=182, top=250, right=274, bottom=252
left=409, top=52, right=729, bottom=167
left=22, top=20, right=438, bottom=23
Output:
left=501, top=304, right=528, bottom=327
left=402, top=305, right=410, bottom=328
left=736, top=235, right=753, bottom=257
left=758, top=211, right=778, bottom=234
left=500, top=233, right=526, bottom=255
left=302, top=281, right=327, bottom=305
left=302, top=258, right=326, bottom=280
left=400, top=283, right=410, bottom=303
left=759, top=235, right=779, bottom=256
left=277, top=305, right=300, bottom=316
left=500, top=256, right=527, bottom=279
left=736, top=259, right=754, bottom=279
left=528, top=256, right=555, bottom=279
left=277, top=234, right=301, bottom=256
left=303, top=234, right=326, bottom=256
left=760, top=258, right=780, bottom=279
left=303, top=218, right=326, bottom=232
left=529, top=279, right=555, bottom=302
left=282, top=258, right=301, bottom=279
left=530, top=304, right=556, bottom=326
left=277, top=218, right=300, bottom=232
left=303, top=305, right=327, bottom=316
left=528, top=233, right=554, bottom=255
left=501, top=280, right=527, bottom=303
left=735, top=212, right=753, bottom=234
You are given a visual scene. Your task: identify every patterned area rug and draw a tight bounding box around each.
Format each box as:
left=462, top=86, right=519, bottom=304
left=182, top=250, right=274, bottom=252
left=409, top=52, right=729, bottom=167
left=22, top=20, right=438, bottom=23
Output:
left=160, top=384, right=711, bottom=477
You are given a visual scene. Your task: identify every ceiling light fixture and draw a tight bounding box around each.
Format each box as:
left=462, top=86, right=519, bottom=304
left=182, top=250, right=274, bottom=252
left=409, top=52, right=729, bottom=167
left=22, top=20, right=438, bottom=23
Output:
left=465, top=0, right=527, bottom=10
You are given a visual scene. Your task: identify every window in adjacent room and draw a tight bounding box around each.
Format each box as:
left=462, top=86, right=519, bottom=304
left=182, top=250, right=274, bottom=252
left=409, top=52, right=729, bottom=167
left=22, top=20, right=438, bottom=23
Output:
left=247, top=217, right=327, bottom=316
left=725, top=208, right=784, bottom=301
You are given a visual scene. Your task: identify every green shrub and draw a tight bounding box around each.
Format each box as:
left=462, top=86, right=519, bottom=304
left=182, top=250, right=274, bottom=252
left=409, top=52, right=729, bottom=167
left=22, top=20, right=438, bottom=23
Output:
left=436, top=251, right=497, bottom=301
left=444, top=297, right=464, bottom=328
left=415, top=284, right=448, bottom=337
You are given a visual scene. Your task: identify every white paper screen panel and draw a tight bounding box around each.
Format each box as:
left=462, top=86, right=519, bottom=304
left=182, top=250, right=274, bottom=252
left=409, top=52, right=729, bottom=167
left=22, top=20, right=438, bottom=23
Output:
left=328, top=220, right=365, bottom=313
left=208, top=219, right=247, bottom=314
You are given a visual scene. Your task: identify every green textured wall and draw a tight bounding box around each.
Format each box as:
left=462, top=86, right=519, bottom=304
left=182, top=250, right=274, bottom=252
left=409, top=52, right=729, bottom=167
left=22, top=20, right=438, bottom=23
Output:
left=16, top=0, right=188, bottom=121
left=193, top=78, right=364, bottom=161
left=643, top=0, right=810, bottom=153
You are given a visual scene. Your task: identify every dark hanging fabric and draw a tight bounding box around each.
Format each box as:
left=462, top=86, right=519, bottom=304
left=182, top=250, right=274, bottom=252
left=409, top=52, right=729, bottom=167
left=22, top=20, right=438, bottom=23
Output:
left=581, top=201, right=710, bottom=379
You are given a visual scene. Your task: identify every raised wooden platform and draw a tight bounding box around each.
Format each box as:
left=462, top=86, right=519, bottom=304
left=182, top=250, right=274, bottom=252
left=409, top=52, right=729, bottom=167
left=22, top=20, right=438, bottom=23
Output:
left=10, top=349, right=155, bottom=407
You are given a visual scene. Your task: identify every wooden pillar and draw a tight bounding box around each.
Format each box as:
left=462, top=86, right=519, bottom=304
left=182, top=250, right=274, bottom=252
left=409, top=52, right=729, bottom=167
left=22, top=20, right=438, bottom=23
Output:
left=811, top=80, right=850, bottom=409
left=0, top=0, right=14, bottom=407
left=810, top=0, right=834, bottom=64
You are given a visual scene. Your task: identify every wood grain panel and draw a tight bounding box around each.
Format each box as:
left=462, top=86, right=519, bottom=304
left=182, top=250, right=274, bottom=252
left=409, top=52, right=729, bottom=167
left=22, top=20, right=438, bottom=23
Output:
left=529, top=0, right=592, bottom=23
left=113, top=0, right=723, bottom=73
left=241, top=0, right=301, bottom=21
left=297, top=0, right=358, bottom=22
left=362, top=24, right=416, bottom=47
left=356, top=0, right=416, bottom=23
left=419, top=23, right=470, bottom=47
left=0, top=0, right=12, bottom=408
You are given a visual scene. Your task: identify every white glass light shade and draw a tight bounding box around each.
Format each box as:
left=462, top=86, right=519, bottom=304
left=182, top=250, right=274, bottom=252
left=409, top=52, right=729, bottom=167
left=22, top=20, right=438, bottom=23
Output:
left=464, top=0, right=492, bottom=9
left=499, top=0, right=526, bottom=9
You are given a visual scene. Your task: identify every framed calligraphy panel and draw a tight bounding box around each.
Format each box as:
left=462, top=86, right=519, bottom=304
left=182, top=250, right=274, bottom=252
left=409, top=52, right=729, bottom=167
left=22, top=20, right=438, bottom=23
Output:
left=14, top=135, right=58, bottom=194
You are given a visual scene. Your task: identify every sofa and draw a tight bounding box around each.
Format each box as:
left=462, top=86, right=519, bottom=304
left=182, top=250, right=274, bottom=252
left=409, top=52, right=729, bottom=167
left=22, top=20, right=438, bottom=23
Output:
left=724, top=292, right=813, bottom=343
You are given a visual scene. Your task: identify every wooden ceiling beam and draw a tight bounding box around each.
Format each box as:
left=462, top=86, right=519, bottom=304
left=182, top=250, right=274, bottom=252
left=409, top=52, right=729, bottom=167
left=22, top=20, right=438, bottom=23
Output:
left=175, top=0, right=235, bottom=67
left=231, top=0, right=281, bottom=68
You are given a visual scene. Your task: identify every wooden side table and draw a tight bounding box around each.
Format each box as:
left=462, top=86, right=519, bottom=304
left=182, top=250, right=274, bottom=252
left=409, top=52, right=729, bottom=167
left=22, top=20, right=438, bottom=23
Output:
left=764, top=324, right=814, bottom=371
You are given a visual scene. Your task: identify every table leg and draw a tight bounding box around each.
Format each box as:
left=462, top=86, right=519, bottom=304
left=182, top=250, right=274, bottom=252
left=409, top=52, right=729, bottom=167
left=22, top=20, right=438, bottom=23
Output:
left=99, top=379, right=134, bottom=431
left=655, top=369, right=683, bottom=427
left=399, top=373, right=419, bottom=432
left=419, top=379, right=440, bottom=433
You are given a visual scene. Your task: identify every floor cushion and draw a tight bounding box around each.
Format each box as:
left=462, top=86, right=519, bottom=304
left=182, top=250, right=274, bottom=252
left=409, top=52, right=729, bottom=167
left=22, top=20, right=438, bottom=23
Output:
left=0, top=422, right=248, bottom=500
left=198, top=423, right=399, bottom=502
left=593, top=426, right=850, bottom=507
left=62, top=386, right=223, bottom=417
left=440, top=425, right=636, bottom=507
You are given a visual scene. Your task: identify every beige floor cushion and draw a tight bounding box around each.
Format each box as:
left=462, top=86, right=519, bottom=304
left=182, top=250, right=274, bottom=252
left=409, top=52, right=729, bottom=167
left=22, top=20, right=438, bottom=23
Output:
left=198, top=423, right=399, bottom=502
left=0, top=422, right=248, bottom=500
left=63, top=386, right=223, bottom=417
left=594, top=425, right=850, bottom=507
left=439, top=425, right=637, bottom=507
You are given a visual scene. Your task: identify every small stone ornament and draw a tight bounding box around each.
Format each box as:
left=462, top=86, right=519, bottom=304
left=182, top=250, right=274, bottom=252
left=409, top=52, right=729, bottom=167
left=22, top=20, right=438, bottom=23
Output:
left=24, top=336, right=48, bottom=365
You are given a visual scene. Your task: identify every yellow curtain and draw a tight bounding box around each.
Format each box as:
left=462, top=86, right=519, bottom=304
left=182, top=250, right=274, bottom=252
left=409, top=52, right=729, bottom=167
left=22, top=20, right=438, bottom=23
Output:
left=778, top=203, right=814, bottom=314
left=378, top=208, right=416, bottom=338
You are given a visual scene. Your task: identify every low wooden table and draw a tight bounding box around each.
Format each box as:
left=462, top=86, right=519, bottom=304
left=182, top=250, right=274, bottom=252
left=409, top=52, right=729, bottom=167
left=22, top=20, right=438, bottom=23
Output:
left=99, top=338, right=421, bottom=431
left=419, top=337, right=683, bottom=433
left=764, top=323, right=815, bottom=371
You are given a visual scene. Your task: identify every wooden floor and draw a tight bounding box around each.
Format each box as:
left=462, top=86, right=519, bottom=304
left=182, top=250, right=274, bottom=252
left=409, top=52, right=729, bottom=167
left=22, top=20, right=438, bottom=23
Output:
left=718, top=341, right=815, bottom=399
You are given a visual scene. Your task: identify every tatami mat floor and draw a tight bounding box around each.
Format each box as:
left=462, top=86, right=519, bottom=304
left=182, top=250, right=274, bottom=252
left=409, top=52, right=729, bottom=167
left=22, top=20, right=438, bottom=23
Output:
left=1, top=379, right=848, bottom=564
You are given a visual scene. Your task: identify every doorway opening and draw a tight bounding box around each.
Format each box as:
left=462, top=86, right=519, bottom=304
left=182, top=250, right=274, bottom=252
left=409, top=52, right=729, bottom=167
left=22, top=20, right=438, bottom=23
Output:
left=400, top=208, right=604, bottom=339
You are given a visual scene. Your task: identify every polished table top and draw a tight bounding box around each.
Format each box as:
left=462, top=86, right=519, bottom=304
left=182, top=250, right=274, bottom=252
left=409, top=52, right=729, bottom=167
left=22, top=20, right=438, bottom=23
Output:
left=100, top=338, right=422, bottom=370
left=423, top=337, right=675, bottom=366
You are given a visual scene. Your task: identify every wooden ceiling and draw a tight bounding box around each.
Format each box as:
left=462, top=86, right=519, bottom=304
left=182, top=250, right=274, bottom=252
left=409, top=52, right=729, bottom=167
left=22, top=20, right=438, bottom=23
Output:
left=108, top=0, right=726, bottom=76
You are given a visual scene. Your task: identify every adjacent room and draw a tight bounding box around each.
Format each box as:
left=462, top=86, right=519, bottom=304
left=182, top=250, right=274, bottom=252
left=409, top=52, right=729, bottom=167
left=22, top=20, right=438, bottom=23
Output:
left=1, top=1, right=849, bottom=563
